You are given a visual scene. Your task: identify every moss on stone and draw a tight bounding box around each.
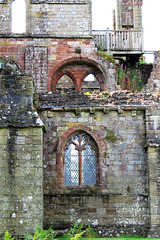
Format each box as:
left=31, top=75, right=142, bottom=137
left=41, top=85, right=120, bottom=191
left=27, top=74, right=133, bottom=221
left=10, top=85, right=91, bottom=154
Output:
left=105, top=128, right=118, bottom=143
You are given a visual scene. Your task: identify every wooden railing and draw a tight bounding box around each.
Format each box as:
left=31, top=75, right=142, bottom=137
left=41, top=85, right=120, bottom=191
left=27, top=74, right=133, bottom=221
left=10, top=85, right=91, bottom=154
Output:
left=92, top=29, right=144, bottom=53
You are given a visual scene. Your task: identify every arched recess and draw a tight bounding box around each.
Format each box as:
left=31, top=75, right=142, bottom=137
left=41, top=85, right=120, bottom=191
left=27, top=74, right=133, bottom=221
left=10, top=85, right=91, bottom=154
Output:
left=11, top=0, right=26, bottom=33
left=56, top=125, right=107, bottom=188
left=55, top=71, right=77, bottom=90
left=81, top=71, right=101, bottom=90
left=48, top=57, right=109, bottom=91
left=56, top=74, right=75, bottom=89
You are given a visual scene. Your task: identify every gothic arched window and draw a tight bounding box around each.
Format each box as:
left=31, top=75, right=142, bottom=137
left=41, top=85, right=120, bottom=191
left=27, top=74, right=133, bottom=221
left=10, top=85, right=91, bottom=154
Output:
left=64, top=132, right=98, bottom=186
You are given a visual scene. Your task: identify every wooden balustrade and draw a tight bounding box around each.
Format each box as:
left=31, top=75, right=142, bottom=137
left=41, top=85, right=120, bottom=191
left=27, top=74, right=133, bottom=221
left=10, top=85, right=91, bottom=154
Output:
left=92, top=29, right=144, bottom=53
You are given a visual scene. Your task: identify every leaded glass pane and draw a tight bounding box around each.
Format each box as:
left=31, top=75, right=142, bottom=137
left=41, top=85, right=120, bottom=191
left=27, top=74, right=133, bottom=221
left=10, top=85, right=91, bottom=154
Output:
left=64, top=132, right=97, bottom=186
left=73, top=134, right=78, bottom=144
left=81, top=134, right=86, bottom=144
left=65, top=143, right=79, bottom=186
left=82, top=144, right=96, bottom=185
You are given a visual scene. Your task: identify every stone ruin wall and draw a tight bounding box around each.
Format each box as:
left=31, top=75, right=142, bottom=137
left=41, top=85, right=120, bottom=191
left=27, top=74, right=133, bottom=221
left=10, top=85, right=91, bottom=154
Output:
left=116, top=0, right=143, bottom=30
left=0, top=0, right=92, bottom=37
left=41, top=107, right=149, bottom=236
left=0, top=71, right=43, bottom=237
left=0, top=0, right=160, bottom=238
left=0, top=37, right=117, bottom=93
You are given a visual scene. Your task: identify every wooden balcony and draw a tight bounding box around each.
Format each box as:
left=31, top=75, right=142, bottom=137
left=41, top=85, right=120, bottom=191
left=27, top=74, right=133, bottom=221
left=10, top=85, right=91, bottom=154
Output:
left=92, top=29, right=144, bottom=55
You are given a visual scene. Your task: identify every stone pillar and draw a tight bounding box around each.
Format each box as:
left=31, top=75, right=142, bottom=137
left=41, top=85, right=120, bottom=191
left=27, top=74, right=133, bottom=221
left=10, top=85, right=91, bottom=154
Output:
left=146, top=108, right=160, bottom=237
left=0, top=127, right=43, bottom=238
left=0, top=69, right=44, bottom=238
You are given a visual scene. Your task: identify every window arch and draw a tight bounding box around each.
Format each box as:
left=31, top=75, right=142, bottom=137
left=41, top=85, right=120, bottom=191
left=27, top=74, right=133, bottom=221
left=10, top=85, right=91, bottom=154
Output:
left=56, top=125, right=107, bottom=189
left=64, top=132, right=98, bottom=186
left=11, top=0, right=26, bottom=33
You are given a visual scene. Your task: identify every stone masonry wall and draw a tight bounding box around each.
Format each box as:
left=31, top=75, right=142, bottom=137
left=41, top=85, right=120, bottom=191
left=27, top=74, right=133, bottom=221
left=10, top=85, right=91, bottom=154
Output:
left=145, top=108, right=160, bottom=237
left=28, top=1, right=92, bottom=36
left=0, top=65, right=43, bottom=237
left=0, top=0, right=92, bottom=37
left=146, top=52, right=160, bottom=95
left=0, top=127, right=43, bottom=237
left=121, top=0, right=134, bottom=27
left=116, top=0, right=142, bottom=30
left=0, top=1, right=11, bottom=35
left=0, top=38, right=116, bottom=93
left=41, top=107, right=149, bottom=236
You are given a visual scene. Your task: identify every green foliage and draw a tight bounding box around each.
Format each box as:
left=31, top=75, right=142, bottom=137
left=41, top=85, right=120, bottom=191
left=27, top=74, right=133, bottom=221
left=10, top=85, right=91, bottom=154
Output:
left=138, top=55, right=149, bottom=66
left=24, top=225, right=57, bottom=240
left=105, top=128, right=118, bottom=143
left=84, top=91, right=91, bottom=96
left=3, top=231, right=14, bottom=240
left=98, top=51, right=115, bottom=63
left=104, top=151, right=109, bottom=158
left=61, top=89, right=66, bottom=94
left=138, top=60, right=148, bottom=65
left=85, top=224, right=98, bottom=239
left=61, top=221, right=83, bottom=240
left=117, top=64, right=143, bottom=92
left=97, top=42, right=103, bottom=51
left=70, top=231, right=86, bottom=240
left=24, top=232, right=33, bottom=240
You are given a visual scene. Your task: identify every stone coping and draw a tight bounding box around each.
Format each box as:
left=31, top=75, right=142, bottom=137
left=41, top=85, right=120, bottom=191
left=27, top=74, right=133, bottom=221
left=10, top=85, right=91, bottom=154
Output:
left=38, top=90, right=159, bottom=109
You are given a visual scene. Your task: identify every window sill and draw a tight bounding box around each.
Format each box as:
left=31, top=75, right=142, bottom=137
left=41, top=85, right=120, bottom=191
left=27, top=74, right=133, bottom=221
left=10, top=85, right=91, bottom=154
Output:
left=44, top=187, right=122, bottom=197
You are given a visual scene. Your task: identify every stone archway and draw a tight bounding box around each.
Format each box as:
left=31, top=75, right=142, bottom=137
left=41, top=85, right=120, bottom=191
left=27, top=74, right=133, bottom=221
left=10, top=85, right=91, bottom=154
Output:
left=48, top=57, right=109, bottom=91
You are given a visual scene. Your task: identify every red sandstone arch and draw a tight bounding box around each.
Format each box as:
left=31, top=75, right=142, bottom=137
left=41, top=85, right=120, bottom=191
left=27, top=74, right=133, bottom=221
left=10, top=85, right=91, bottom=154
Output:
left=53, top=70, right=78, bottom=90
left=56, top=125, right=107, bottom=188
left=48, top=57, right=108, bottom=91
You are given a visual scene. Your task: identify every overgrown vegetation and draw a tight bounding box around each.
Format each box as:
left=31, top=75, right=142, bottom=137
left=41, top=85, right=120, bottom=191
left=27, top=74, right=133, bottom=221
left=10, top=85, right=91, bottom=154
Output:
left=104, top=128, right=118, bottom=143
left=97, top=51, right=152, bottom=92
left=98, top=51, right=115, bottom=63
left=3, top=231, right=15, bottom=240
left=117, top=63, right=143, bottom=92
left=24, top=225, right=57, bottom=240
left=60, top=221, right=84, bottom=240
left=2, top=225, right=155, bottom=240
left=2, top=222, right=98, bottom=240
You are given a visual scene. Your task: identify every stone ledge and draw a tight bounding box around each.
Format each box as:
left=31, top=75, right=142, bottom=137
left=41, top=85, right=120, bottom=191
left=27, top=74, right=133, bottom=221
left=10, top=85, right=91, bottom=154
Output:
left=31, top=0, right=88, bottom=3
left=44, top=187, right=122, bottom=196
left=0, top=34, right=93, bottom=39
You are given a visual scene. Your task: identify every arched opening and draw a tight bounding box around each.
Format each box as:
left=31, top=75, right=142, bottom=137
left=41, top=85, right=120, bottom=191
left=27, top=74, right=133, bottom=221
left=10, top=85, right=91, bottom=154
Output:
left=56, top=125, right=107, bottom=188
left=65, top=131, right=98, bottom=186
left=82, top=73, right=100, bottom=90
left=49, top=57, right=108, bottom=91
left=11, top=0, right=26, bottom=33
left=56, top=74, right=75, bottom=90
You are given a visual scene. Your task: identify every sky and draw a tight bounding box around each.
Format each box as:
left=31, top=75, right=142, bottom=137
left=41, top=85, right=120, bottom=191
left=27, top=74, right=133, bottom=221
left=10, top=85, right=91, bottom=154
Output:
left=92, top=0, right=160, bottom=63
left=12, top=0, right=160, bottom=63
